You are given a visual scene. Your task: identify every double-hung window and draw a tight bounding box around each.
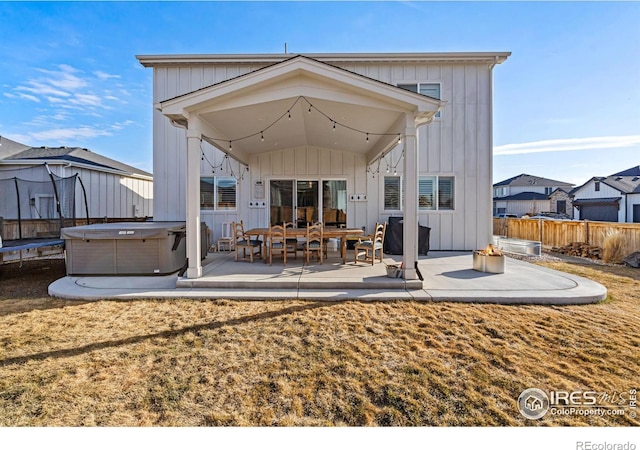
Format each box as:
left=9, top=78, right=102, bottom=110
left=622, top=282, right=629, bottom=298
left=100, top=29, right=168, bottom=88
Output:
left=200, top=177, right=237, bottom=210
left=398, top=83, right=441, bottom=118
left=418, top=176, right=455, bottom=211
left=385, top=175, right=455, bottom=211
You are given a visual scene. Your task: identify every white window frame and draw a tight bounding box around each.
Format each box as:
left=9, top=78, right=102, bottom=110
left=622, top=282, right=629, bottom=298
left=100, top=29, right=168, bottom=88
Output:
left=385, top=175, right=456, bottom=212
left=383, top=176, right=402, bottom=212
left=419, top=176, right=455, bottom=211
left=397, top=82, right=442, bottom=118
left=200, top=176, right=237, bottom=211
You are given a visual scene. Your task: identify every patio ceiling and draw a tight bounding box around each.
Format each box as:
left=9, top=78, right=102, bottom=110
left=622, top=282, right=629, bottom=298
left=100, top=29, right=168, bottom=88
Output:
left=157, top=55, right=443, bottom=165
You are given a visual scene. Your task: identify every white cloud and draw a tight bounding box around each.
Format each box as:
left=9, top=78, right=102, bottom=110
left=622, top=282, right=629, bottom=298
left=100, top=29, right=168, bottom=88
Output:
left=29, top=127, right=112, bottom=142
left=17, top=81, right=71, bottom=98
left=94, top=70, right=121, bottom=80
left=494, top=135, right=640, bottom=156
left=17, top=93, right=41, bottom=103
left=69, top=93, right=103, bottom=107
left=37, top=65, right=87, bottom=90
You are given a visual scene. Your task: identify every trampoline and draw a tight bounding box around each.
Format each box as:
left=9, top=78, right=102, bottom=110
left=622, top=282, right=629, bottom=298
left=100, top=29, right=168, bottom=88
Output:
left=0, top=163, right=87, bottom=264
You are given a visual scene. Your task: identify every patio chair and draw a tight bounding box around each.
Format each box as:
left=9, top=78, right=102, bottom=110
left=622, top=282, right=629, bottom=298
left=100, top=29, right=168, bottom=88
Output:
left=284, top=222, right=298, bottom=260
left=305, top=222, right=323, bottom=264
left=232, top=221, right=262, bottom=263
left=313, top=221, right=329, bottom=258
left=216, top=221, right=234, bottom=252
left=354, top=222, right=386, bottom=265
left=268, top=224, right=287, bottom=266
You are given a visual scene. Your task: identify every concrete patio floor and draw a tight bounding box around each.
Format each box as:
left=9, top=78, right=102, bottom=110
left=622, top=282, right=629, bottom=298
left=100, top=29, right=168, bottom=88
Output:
left=48, top=251, right=607, bottom=304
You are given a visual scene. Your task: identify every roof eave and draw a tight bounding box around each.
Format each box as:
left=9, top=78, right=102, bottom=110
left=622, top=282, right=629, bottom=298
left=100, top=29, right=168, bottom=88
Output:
left=137, top=52, right=511, bottom=67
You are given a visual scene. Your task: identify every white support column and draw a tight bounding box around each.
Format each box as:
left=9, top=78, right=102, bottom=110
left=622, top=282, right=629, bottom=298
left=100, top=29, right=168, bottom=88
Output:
left=185, top=121, right=202, bottom=279
left=402, top=114, right=419, bottom=280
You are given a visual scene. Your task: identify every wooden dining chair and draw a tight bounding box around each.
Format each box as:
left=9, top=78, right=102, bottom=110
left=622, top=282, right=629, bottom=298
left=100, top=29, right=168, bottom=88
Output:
left=313, top=221, right=330, bottom=258
left=232, top=221, right=262, bottom=263
left=268, top=224, right=287, bottom=266
left=305, top=222, right=323, bottom=264
left=284, top=222, right=298, bottom=260
left=354, top=222, right=386, bottom=265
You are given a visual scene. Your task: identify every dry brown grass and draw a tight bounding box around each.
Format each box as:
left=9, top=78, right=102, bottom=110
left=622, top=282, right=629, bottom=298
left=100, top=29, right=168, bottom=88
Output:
left=0, top=258, right=638, bottom=426
left=602, top=230, right=627, bottom=264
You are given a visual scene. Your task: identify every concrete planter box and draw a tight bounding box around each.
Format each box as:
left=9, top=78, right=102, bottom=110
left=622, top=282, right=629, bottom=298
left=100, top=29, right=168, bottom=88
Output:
left=492, top=236, right=541, bottom=257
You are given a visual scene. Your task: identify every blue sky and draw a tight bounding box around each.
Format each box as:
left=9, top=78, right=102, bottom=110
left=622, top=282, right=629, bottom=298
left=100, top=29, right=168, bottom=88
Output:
left=1, top=1, right=638, bottom=186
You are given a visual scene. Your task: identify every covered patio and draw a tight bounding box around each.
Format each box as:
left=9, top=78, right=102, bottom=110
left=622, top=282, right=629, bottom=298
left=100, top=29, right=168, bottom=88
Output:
left=154, top=55, right=444, bottom=281
left=49, top=251, right=607, bottom=305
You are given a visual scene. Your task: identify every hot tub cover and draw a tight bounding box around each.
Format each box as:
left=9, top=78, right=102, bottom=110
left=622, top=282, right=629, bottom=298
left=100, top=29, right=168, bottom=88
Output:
left=61, top=222, right=186, bottom=240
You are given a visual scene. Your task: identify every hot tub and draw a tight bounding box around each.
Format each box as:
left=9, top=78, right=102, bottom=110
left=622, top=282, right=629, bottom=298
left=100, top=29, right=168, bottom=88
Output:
left=61, top=222, right=186, bottom=275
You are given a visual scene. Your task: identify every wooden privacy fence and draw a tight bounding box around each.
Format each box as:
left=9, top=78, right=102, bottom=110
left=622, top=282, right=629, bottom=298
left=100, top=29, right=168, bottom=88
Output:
left=493, top=218, right=640, bottom=252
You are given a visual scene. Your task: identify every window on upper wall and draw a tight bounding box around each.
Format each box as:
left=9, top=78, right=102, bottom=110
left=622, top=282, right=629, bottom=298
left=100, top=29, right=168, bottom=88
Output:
left=386, top=175, right=455, bottom=212
left=545, top=187, right=553, bottom=195
left=200, top=177, right=237, bottom=210
left=595, top=181, right=600, bottom=192
left=398, top=83, right=441, bottom=118
left=419, top=176, right=455, bottom=211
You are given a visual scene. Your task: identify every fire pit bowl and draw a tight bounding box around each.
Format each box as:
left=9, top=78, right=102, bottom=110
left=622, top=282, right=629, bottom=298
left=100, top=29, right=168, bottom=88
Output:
left=473, top=245, right=505, bottom=274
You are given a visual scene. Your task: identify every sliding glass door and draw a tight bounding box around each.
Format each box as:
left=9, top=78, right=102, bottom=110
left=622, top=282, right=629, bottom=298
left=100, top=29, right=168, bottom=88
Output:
left=296, top=180, right=318, bottom=228
left=270, top=179, right=346, bottom=227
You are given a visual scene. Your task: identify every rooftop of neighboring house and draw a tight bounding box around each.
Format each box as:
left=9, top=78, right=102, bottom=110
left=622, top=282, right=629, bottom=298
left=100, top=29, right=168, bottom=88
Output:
left=1, top=145, right=152, bottom=179
left=611, top=165, right=640, bottom=177
left=493, top=173, right=574, bottom=188
left=571, top=165, right=640, bottom=195
left=0, top=135, right=30, bottom=159
left=493, top=192, right=550, bottom=201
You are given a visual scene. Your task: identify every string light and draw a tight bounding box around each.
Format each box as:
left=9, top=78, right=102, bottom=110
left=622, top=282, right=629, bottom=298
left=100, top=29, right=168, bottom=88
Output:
left=200, top=141, right=249, bottom=181
left=202, top=96, right=403, bottom=153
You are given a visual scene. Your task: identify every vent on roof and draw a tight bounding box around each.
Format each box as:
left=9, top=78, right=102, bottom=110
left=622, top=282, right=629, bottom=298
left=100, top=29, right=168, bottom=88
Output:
left=633, top=177, right=639, bottom=182
left=615, top=177, right=622, bottom=181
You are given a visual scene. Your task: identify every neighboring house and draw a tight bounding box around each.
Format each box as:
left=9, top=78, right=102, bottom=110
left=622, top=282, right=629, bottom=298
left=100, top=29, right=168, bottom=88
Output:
left=137, top=51, right=510, bottom=279
left=492, top=174, right=574, bottom=218
left=570, top=166, right=640, bottom=222
left=0, top=144, right=153, bottom=221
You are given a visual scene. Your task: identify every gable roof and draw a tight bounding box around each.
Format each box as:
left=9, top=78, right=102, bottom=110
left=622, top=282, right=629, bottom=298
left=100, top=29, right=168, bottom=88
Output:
left=0, top=135, right=30, bottom=159
left=3, top=146, right=152, bottom=178
left=493, top=173, right=573, bottom=188
left=610, top=165, right=640, bottom=177
left=571, top=175, right=640, bottom=196
left=493, top=192, right=550, bottom=201
left=154, top=54, right=445, bottom=165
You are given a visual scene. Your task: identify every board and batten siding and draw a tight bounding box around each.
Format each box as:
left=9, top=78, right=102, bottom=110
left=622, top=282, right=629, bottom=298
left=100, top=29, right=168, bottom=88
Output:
left=573, top=181, right=627, bottom=223
left=152, top=59, right=496, bottom=250
left=63, top=166, right=153, bottom=219
left=0, top=164, right=152, bottom=220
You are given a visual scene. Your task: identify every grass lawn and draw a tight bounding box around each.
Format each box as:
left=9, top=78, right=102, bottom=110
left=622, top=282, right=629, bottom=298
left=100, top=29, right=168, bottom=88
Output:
left=0, top=256, right=638, bottom=426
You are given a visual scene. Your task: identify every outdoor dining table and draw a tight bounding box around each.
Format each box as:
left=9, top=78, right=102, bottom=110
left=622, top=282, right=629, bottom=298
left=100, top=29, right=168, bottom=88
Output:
left=245, top=226, right=364, bottom=264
